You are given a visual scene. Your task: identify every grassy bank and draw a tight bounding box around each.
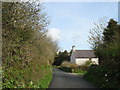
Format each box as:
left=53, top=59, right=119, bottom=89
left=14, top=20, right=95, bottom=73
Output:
left=38, top=66, right=52, bottom=88
left=0, top=66, right=2, bottom=89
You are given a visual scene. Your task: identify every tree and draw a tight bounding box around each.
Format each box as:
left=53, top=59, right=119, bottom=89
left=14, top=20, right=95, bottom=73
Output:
left=88, top=17, right=108, bottom=50
left=88, top=18, right=120, bottom=88
left=88, top=18, right=120, bottom=65
left=103, top=19, right=118, bottom=45
left=88, top=17, right=108, bottom=64
left=53, top=50, right=70, bottom=66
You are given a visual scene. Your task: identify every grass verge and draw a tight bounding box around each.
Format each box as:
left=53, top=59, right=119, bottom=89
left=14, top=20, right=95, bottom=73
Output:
left=0, top=66, right=2, bottom=89
left=38, top=66, right=52, bottom=88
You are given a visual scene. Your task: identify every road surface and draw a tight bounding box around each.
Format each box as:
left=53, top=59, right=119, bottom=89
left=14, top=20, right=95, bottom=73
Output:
left=49, top=68, right=98, bottom=88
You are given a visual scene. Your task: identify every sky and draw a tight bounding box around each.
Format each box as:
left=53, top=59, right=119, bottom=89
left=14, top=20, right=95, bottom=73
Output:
left=43, top=2, right=118, bottom=51
left=118, top=1, right=120, bottom=24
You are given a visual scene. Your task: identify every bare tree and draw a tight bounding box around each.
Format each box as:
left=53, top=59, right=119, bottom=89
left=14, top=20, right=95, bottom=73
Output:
left=88, top=17, right=108, bottom=49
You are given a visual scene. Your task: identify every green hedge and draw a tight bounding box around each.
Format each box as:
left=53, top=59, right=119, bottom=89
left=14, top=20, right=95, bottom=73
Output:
left=59, top=67, right=72, bottom=72
left=2, top=2, right=57, bottom=88
left=84, top=65, right=119, bottom=88
left=59, top=66, right=86, bottom=75
left=2, top=65, right=52, bottom=88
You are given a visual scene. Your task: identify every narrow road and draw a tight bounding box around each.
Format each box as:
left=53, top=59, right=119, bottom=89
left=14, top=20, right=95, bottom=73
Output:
left=49, top=68, right=98, bottom=88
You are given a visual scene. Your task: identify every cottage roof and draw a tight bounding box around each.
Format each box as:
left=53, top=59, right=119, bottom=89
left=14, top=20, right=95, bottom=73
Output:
left=75, top=50, right=96, bottom=58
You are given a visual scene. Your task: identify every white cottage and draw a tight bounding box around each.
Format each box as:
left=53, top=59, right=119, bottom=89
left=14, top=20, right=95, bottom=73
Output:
left=70, top=45, right=99, bottom=65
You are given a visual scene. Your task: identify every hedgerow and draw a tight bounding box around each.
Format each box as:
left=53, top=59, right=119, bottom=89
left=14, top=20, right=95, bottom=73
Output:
left=2, top=2, right=58, bottom=88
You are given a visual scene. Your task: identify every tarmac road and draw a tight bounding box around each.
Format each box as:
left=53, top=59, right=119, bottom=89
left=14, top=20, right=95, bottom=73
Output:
left=49, top=68, right=98, bottom=88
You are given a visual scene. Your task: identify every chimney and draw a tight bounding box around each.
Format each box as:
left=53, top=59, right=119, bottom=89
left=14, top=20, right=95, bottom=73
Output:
left=72, top=45, right=76, bottom=51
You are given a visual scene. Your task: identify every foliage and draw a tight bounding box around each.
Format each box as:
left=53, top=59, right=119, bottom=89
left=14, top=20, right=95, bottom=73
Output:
left=59, top=66, right=87, bottom=75
left=103, top=19, right=118, bottom=44
left=61, top=61, right=79, bottom=67
left=53, top=50, right=70, bottom=66
left=87, top=18, right=120, bottom=88
left=2, top=2, right=58, bottom=88
left=72, top=69, right=86, bottom=75
left=84, top=65, right=119, bottom=88
left=59, top=67, right=72, bottom=72
left=82, top=60, right=93, bottom=67
left=59, top=61, right=87, bottom=75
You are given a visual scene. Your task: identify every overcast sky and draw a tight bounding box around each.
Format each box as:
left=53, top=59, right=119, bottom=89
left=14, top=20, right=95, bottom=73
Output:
left=43, top=2, right=118, bottom=51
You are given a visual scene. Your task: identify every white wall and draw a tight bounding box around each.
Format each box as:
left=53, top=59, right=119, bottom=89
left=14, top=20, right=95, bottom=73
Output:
left=76, top=58, right=89, bottom=65
left=75, top=58, right=99, bottom=65
left=91, top=58, right=99, bottom=65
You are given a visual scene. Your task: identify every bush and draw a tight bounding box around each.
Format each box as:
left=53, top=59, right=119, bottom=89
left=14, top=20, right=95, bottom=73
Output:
left=59, top=67, right=72, bottom=72
left=84, top=65, right=119, bottom=88
left=59, top=61, right=87, bottom=75
left=61, top=61, right=79, bottom=68
left=83, top=60, right=93, bottom=66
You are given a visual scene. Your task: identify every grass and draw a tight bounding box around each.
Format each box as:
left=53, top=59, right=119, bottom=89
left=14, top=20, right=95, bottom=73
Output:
left=38, top=66, right=52, bottom=88
left=25, top=65, right=53, bottom=88
left=0, top=66, right=2, bottom=89
left=52, top=65, right=61, bottom=68
left=72, top=69, right=87, bottom=75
